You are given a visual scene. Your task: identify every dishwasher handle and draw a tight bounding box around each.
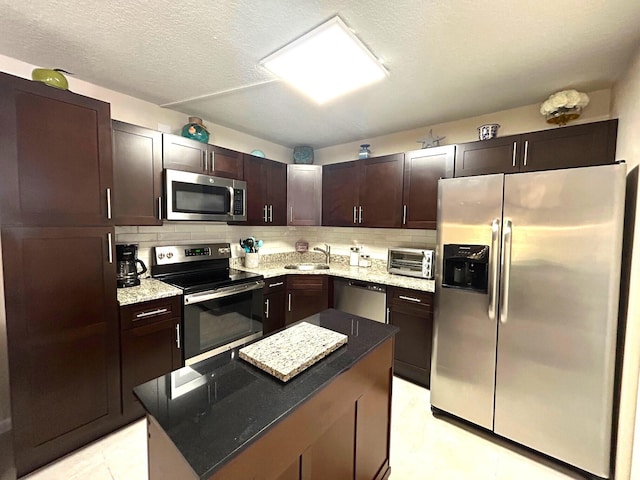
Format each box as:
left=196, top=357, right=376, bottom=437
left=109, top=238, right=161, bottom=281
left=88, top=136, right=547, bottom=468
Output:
left=347, top=280, right=386, bottom=293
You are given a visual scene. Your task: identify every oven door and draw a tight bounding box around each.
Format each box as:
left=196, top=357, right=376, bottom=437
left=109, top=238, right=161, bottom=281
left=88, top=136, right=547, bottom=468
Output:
left=183, top=280, right=264, bottom=365
left=165, top=169, right=246, bottom=221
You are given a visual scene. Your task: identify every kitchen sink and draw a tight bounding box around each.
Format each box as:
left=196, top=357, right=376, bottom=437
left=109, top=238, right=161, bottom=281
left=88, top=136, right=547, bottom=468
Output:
left=284, top=263, right=330, bottom=270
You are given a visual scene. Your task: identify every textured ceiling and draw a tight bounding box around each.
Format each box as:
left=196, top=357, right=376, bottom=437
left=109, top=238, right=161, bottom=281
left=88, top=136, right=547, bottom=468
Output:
left=1, top=0, right=639, bottom=149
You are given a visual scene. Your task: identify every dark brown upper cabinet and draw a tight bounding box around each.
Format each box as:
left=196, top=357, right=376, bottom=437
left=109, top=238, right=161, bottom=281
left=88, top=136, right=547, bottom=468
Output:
left=454, top=119, right=618, bottom=177
left=112, top=121, right=163, bottom=226
left=243, top=154, right=287, bottom=225
left=162, top=133, right=243, bottom=180
left=287, top=164, right=322, bottom=226
left=402, top=145, right=455, bottom=229
left=322, top=153, right=404, bottom=228
left=0, top=72, right=113, bottom=227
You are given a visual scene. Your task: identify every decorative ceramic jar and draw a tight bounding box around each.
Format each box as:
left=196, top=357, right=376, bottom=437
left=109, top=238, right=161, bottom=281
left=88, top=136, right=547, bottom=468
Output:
left=293, top=145, right=314, bottom=164
left=358, top=144, right=371, bottom=159
left=31, top=68, right=70, bottom=90
left=181, top=117, right=210, bottom=143
left=478, top=124, right=500, bottom=141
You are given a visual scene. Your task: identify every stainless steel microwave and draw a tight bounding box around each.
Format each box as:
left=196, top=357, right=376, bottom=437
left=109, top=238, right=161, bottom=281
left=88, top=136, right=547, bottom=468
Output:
left=387, top=247, right=435, bottom=279
left=164, top=169, right=247, bottom=221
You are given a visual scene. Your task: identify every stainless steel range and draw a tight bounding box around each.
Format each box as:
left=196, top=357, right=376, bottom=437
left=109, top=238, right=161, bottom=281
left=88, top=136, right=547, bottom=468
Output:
left=151, top=243, right=264, bottom=365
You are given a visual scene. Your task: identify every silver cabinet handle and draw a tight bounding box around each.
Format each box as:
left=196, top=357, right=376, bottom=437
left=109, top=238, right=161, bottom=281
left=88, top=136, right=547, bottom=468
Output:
left=512, top=142, right=517, bottom=167
left=399, top=295, right=421, bottom=303
left=158, top=197, right=163, bottom=220
left=209, top=151, right=215, bottom=172
left=268, top=281, right=284, bottom=288
left=136, top=308, right=168, bottom=318
left=202, top=151, right=207, bottom=172
left=353, top=206, right=357, bottom=224
left=263, top=205, right=268, bottom=223
left=269, top=205, right=273, bottom=223
left=499, top=219, right=513, bottom=324
left=288, top=293, right=292, bottom=312
left=175, top=324, right=181, bottom=349
left=523, top=140, right=529, bottom=167
left=106, top=188, right=112, bottom=219
left=107, top=232, right=113, bottom=263
left=402, top=205, right=407, bottom=225
left=358, top=206, right=363, bottom=224
left=488, top=218, right=501, bottom=321
left=290, top=206, right=293, bottom=222
left=265, top=298, right=270, bottom=318
left=386, top=307, right=390, bottom=324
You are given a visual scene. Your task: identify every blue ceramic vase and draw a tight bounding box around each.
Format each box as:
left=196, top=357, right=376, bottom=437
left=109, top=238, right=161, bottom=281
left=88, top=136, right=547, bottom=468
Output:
left=181, top=117, right=210, bottom=143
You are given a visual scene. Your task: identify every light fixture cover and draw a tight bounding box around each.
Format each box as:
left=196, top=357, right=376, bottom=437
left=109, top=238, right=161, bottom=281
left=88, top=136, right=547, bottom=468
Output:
left=260, top=16, right=388, bottom=104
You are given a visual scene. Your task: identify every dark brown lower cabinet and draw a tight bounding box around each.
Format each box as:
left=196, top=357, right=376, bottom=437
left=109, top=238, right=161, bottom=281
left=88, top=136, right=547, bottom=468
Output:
left=148, top=338, right=394, bottom=480
left=263, top=276, right=287, bottom=334
left=387, top=287, right=433, bottom=388
left=120, top=296, right=182, bottom=421
left=1, top=226, right=120, bottom=476
left=286, top=275, right=329, bottom=325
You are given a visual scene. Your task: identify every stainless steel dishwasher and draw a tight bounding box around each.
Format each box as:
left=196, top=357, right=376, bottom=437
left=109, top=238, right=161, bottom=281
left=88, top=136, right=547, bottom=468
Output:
left=333, top=279, right=387, bottom=323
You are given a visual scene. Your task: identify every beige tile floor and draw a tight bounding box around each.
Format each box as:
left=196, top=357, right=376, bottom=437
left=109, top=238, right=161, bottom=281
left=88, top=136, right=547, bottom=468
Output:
left=24, top=377, right=585, bottom=480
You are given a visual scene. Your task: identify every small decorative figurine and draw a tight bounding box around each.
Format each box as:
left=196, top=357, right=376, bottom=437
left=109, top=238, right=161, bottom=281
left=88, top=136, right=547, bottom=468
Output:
left=417, top=129, right=446, bottom=148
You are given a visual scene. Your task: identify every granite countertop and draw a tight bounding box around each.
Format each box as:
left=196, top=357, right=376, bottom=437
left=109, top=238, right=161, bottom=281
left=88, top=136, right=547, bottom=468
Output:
left=232, top=255, right=436, bottom=293
left=134, top=309, right=398, bottom=480
left=117, top=278, right=182, bottom=306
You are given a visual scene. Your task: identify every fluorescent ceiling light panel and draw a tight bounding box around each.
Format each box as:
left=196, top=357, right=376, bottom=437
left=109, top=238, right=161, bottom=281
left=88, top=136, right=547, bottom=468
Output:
left=260, top=16, right=388, bottom=104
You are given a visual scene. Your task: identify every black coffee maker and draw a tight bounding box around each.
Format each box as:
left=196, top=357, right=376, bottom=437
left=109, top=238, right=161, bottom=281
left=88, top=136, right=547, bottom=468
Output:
left=116, top=244, right=147, bottom=288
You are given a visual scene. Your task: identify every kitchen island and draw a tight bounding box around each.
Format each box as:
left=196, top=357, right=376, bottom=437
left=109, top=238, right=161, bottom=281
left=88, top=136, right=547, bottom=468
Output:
left=134, top=309, right=398, bottom=480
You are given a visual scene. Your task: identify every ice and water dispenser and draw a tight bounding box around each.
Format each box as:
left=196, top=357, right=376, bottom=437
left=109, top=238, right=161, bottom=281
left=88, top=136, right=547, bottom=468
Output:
left=442, top=244, right=490, bottom=293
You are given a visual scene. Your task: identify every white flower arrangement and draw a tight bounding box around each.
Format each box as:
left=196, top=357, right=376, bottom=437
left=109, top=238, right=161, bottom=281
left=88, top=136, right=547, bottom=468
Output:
left=540, top=89, right=590, bottom=115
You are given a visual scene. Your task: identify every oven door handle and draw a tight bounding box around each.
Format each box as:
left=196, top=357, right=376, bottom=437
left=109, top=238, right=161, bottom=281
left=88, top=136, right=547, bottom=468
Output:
left=184, top=280, right=265, bottom=305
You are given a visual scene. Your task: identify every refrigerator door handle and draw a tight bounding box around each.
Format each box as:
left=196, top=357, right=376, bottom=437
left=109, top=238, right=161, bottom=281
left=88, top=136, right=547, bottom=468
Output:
left=488, top=218, right=501, bottom=320
left=499, top=219, right=513, bottom=323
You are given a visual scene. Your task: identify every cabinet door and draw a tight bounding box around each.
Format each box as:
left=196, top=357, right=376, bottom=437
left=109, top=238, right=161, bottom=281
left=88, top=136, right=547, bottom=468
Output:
left=121, top=317, right=181, bottom=418
left=2, top=226, right=119, bottom=475
left=162, top=133, right=207, bottom=174
left=286, top=276, right=329, bottom=325
left=359, top=153, right=404, bottom=228
left=210, top=145, right=243, bottom=179
left=454, top=136, right=521, bottom=177
left=266, top=159, right=288, bottom=226
left=287, top=165, right=322, bottom=226
left=322, top=161, right=360, bottom=226
left=264, top=291, right=287, bottom=335
left=403, top=146, right=455, bottom=229
left=387, top=288, right=433, bottom=388
left=243, top=154, right=268, bottom=225
left=0, top=72, right=113, bottom=227
left=112, top=121, right=163, bottom=225
left=520, top=119, right=618, bottom=172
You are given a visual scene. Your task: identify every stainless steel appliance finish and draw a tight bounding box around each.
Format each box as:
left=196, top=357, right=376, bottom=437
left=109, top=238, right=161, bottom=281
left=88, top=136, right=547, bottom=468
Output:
left=431, top=163, right=626, bottom=478
left=333, top=278, right=387, bottom=323
left=387, top=247, right=435, bottom=279
left=164, top=169, right=247, bottom=222
left=152, top=243, right=264, bottom=366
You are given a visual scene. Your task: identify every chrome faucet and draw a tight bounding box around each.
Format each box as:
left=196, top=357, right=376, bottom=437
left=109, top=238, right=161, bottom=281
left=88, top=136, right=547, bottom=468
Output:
left=314, top=244, right=331, bottom=264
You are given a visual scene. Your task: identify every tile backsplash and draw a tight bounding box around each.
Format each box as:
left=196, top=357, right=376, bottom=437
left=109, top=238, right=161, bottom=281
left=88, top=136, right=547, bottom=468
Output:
left=115, top=222, right=437, bottom=268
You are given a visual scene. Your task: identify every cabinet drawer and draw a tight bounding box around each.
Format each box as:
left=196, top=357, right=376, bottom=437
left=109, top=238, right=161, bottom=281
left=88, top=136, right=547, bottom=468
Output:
left=387, top=287, right=433, bottom=310
left=120, top=295, right=181, bottom=330
left=263, top=276, right=286, bottom=294
left=287, top=275, right=328, bottom=290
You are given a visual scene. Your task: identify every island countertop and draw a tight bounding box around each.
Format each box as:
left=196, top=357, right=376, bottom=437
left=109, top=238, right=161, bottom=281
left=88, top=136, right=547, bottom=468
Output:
left=134, top=309, right=398, bottom=480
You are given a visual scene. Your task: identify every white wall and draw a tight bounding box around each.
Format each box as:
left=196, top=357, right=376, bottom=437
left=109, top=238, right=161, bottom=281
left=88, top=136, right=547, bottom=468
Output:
left=315, top=89, right=612, bottom=164
left=0, top=54, right=293, bottom=163
left=612, top=42, right=640, bottom=480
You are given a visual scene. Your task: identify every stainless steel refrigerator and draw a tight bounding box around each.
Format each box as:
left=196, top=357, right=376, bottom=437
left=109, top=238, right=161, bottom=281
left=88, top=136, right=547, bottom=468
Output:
left=431, top=163, right=626, bottom=478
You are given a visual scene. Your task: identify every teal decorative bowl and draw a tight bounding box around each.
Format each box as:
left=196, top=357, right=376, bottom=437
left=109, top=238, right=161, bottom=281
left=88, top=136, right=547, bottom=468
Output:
left=181, top=117, right=210, bottom=143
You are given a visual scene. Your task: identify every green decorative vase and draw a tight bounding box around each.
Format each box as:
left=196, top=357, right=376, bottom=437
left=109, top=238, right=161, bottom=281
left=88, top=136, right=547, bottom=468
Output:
left=181, top=117, right=210, bottom=143
left=31, top=68, right=71, bottom=90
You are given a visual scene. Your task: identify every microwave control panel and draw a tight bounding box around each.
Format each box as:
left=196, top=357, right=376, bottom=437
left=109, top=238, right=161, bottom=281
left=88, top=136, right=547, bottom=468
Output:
left=233, top=188, right=244, bottom=215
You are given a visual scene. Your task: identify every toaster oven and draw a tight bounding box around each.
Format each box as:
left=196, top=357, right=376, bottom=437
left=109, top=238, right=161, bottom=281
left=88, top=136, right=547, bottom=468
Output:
left=387, top=247, right=435, bottom=279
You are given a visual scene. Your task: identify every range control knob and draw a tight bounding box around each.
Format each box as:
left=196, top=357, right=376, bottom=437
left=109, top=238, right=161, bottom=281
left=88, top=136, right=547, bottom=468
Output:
left=167, top=252, right=173, bottom=259
left=158, top=253, right=165, bottom=259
